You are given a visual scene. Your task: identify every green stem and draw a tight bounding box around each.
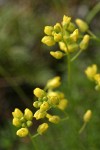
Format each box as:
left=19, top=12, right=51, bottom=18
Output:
left=29, top=132, right=38, bottom=150
left=67, top=53, right=71, bottom=91
left=79, top=122, right=87, bottom=134
left=86, top=2, right=100, bottom=24
left=0, top=65, right=31, bottom=107
left=71, top=49, right=82, bottom=62
left=87, top=30, right=100, bottom=42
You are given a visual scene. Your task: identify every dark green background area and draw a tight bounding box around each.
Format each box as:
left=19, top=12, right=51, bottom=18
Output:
left=0, top=0, right=100, bottom=149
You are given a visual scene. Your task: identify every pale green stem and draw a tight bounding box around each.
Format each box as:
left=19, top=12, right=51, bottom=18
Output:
left=79, top=122, right=87, bottom=134
left=61, top=116, right=69, bottom=121
left=0, top=65, right=31, bottom=107
left=29, top=132, right=39, bottom=150
left=86, top=2, right=100, bottom=24
left=67, top=53, right=71, bottom=92
left=71, top=49, right=83, bottom=62
left=87, top=30, right=100, bottom=42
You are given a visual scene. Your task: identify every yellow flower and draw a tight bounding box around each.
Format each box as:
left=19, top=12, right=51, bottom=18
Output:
left=70, top=29, right=79, bottom=42
left=40, top=101, right=50, bottom=112
left=67, top=43, right=78, bottom=53
left=34, top=110, right=46, bottom=120
left=62, top=15, right=71, bottom=27
left=59, top=41, right=67, bottom=53
left=85, top=64, right=97, bottom=80
left=16, top=128, right=29, bottom=137
left=80, top=34, right=90, bottom=50
left=57, top=99, right=68, bottom=110
left=48, top=115, right=60, bottom=124
left=33, top=88, right=46, bottom=98
left=41, top=36, right=55, bottom=46
left=37, top=123, right=49, bottom=135
left=44, top=26, right=53, bottom=35
left=12, top=108, right=23, bottom=119
left=24, top=108, right=33, bottom=121
left=48, top=95, right=59, bottom=105
left=75, top=19, right=89, bottom=32
left=54, top=32, right=62, bottom=42
left=83, top=110, right=92, bottom=122
left=50, top=51, right=64, bottom=59
left=12, top=118, right=21, bottom=127
left=46, top=76, right=61, bottom=89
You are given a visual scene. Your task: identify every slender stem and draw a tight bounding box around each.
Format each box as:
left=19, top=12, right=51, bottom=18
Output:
left=67, top=53, right=71, bottom=91
left=32, top=133, right=39, bottom=139
left=29, top=132, right=38, bottom=150
left=87, top=30, right=100, bottom=42
left=79, top=122, right=87, bottom=134
left=0, top=65, right=32, bottom=107
left=86, top=2, right=100, bottom=24
left=71, top=49, right=82, bottom=62
left=61, top=116, right=69, bottom=121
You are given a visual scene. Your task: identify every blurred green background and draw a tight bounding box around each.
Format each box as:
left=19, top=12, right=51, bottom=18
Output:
left=0, top=0, right=100, bottom=150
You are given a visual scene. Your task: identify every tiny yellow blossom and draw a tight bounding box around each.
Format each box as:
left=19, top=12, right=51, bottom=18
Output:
left=34, top=110, right=46, bottom=120
left=85, top=64, right=97, bottom=80
left=68, top=43, right=78, bottom=53
left=41, top=36, right=55, bottom=46
left=24, top=108, right=33, bottom=121
left=59, top=41, right=67, bottom=53
left=70, top=29, right=79, bottom=42
left=75, top=19, right=89, bottom=32
left=12, top=118, right=21, bottom=127
left=50, top=51, right=64, bottom=59
left=83, top=110, right=92, bottom=122
left=54, top=23, right=62, bottom=33
left=46, top=76, right=61, bottom=89
left=48, top=95, right=59, bottom=105
left=33, top=88, right=46, bottom=98
left=37, top=123, right=49, bottom=135
left=16, top=128, right=29, bottom=137
left=54, top=33, right=62, bottom=42
left=48, top=115, right=60, bottom=124
left=12, top=108, right=23, bottom=119
left=40, top=101, right=50, bottom=112
left=80, top=34, right=90, bottom=50
left=44, top=26, right=53, bottom=35
left=57, top=99, right=68, bottom=110
left=62, top=15, right=71, bottom=27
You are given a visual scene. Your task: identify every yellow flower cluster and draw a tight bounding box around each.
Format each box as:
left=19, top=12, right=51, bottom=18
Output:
left=85, top=64, right=100, bottom=90
left=12, top=108, right=33, bottom=137
left=33, top=76, right=68, bottom=130
left=12, top=76, right=68, bottom=137
left=41, top=15, right=90, bottom=59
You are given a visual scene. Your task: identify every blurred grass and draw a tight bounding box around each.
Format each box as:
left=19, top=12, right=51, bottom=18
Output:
left=0, top=0, right=100, bottom=150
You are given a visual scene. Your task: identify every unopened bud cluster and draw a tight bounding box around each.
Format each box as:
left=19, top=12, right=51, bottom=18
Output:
left=85, top=64, right=100, bottom=90
left=41, top=15, right=90, bottom=59
left=12, top=108, right=33, bottom=137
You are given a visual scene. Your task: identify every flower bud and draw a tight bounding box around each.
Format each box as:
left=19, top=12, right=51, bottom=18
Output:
left=48, top=95, right=59, bottom=105
left=75, top=19, right=89, bottom=32
left=12, top=118, right=21, bottom=127
left=54, top=33, right=62, bottom=42
left=34, top=110, right=46, bottom=120
left=24, top=108, right=33, bottom=121
left=59, top=42, right=67, bottom=53
left=44, top=26, right=53, bottom=35
left=85, top=64, right=97, bottom=80
left=37, top=123, right=49, bottom=135
left=12, top=108, right=23, bottom=119
left=83, top=110, right=92, bottom=122
left=41, top=36, right=55, bottom=46
left=16, top=128, right=29, bottom=137
left=54, top=23, right=61, bottom=33
left=26, top=120, right=33, bottom=127
left=67, top=22, right=76, bottom=32
left=50, top=51, right=64, bottom=59
left=68, top=43, right=78, bottom=53
left=62, top=15, right=71, bottom=27
left=80, top=34, right=90, bottom=50
left=33, top=88, right=46, bottom=98
left=70, top=29, right=79, bottom=42
left=48, top=115, right=60, bottom=124
left=57, top=99, right=68, bottom=110
left=40, top=101, right=50, bottom=112
left=46, top=76, right=61, bottom=89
